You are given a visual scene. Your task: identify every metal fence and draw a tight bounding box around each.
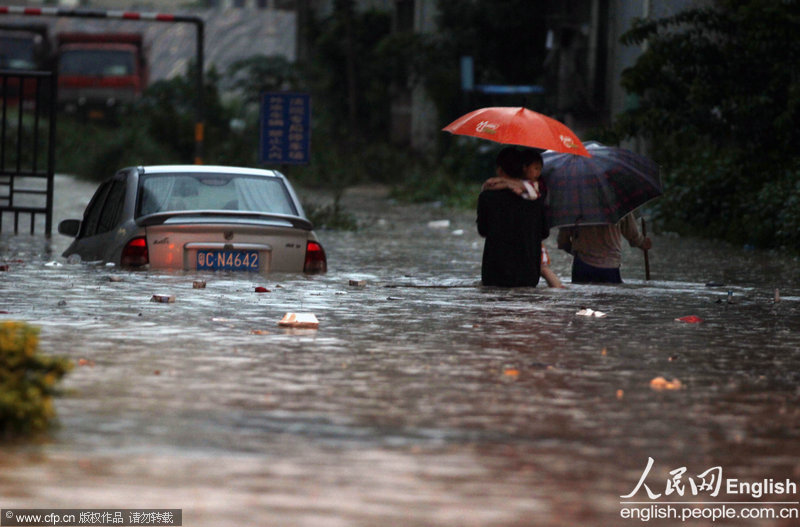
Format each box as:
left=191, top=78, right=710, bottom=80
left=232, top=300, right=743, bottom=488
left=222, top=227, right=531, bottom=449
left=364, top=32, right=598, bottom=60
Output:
left=0, top=69, right=56, bottom=235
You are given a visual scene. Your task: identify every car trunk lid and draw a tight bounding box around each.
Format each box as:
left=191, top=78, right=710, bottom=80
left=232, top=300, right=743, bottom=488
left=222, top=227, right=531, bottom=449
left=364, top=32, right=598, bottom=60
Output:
left=142, top=216, right=310, bottom=273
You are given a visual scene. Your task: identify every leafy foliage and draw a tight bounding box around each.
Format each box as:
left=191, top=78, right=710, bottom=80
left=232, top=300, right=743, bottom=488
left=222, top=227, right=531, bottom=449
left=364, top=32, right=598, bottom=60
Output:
left=0, top=321, right=72, bottom=438
left=615, top=0, right=800, bottom=248
left=228, top=55, right=299, bottom=106
left=303, top=196, right=358, bottom=231
left=139, top=64, right=239, bottom=165
left=56, top=63, right=262, bottom=179
left=309, top=6, right=394, bottom=141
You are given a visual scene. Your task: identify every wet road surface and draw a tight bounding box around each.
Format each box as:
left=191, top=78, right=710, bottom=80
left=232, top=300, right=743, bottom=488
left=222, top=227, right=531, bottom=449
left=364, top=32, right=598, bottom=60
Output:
left=1, top=177, right=800, bottom=526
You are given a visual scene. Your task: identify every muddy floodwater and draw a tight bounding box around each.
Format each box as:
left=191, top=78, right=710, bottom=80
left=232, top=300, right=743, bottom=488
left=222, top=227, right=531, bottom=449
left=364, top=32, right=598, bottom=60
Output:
left=1, top=176, right=800, bottom=526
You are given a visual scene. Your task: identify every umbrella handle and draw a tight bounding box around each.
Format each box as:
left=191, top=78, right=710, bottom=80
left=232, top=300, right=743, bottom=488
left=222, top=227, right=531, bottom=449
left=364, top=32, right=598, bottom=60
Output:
left=641, top=217, right=651, bottom=280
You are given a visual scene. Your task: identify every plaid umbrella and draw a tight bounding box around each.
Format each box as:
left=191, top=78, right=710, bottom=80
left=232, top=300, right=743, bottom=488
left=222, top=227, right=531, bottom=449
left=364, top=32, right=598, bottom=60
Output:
left=542, top=141, right=662, bottom=227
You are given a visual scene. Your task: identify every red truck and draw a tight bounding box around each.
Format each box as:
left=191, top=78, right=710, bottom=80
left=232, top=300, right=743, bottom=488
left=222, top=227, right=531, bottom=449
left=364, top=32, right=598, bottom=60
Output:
left=56, top=32, right=148, bottom=119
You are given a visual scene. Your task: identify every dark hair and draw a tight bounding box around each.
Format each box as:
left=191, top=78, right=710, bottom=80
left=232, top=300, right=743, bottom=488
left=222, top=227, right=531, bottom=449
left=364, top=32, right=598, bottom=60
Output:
left=521, top=149, right=543, bottom=167
left=495, top=146, right=523, bottom=179
left=521, top=148, right=547, bottom=197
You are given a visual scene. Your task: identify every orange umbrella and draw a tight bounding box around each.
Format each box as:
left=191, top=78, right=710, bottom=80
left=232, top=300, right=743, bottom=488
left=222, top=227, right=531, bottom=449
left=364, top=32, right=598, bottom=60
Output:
left=442, top=106, right=591, bottom=157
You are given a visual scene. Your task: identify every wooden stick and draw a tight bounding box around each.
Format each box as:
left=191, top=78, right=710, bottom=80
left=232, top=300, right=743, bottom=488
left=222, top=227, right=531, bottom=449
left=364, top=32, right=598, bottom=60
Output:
left=641, top=217, right=651, bottom=280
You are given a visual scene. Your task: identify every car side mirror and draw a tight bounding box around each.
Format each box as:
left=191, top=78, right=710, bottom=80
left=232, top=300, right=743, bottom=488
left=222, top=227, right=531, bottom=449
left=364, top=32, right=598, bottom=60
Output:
left=58, top=219, right=81, bottom=237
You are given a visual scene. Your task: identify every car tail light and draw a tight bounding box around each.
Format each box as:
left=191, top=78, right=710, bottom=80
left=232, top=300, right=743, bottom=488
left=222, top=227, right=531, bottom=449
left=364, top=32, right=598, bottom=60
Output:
left=304, top=241, right=327, bottom=274
left=121, top=237, right=148, bottom=267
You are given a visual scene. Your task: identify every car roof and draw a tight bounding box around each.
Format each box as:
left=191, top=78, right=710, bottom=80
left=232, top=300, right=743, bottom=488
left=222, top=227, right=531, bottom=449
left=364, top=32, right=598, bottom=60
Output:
left=135, top=165, right=285, bottom=178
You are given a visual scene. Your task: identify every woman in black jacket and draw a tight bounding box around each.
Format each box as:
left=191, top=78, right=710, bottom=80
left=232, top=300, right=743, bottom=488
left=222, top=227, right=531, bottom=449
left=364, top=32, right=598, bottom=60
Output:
left=477, top=147, right=549, bottom=287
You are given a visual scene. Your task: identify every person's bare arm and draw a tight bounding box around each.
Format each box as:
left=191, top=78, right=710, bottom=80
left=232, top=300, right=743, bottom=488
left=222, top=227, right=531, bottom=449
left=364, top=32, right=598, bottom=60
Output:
left=481, top=177, right=526, bottom=195
left=541, top=265, right=565, bottom=288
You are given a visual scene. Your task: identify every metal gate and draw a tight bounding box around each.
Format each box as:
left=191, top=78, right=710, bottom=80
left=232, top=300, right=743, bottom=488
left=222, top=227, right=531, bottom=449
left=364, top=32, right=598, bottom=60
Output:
left=0, top=69, right=57, bottom=235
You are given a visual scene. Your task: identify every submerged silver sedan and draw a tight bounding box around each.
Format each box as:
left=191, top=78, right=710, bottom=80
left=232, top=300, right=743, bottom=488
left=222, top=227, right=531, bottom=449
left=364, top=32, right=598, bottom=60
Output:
left=58, top=165, right=327, bottom=274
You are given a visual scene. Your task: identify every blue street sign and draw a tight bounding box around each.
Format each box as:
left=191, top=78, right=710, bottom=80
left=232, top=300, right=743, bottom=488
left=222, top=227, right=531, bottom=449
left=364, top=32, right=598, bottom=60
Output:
left=259, top=92, right=311, bottom=165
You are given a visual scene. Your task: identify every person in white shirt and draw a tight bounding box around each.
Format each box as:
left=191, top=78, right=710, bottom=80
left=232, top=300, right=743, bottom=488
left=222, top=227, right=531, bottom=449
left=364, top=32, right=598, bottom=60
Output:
left=556, top=214, right=651, bottom=283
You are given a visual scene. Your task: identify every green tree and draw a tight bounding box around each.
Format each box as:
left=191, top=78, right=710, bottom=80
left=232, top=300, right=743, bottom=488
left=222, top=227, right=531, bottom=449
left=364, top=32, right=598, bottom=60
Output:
left=228, top=55, right=299, bottom=106
left=307, top=5, right=392, bottom=140
left=140, top=63, right=229, bottom=162
left=616, top=0, right=800, bottom=248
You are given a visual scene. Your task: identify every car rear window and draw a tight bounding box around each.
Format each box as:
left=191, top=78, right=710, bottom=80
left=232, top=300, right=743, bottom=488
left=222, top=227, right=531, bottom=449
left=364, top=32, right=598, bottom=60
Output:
left=137, top=173, right=298, bottom=217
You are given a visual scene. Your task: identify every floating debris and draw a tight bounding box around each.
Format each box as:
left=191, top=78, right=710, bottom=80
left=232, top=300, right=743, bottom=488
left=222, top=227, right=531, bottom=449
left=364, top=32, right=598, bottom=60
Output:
left=250, top=329, right=271, bottom=335
left=349, top=279, right=366, bottom=287
left=254, top=286, right=271, bottom=293
left=108, top=276, right=124, bottom=282
left=675, top=315, right=703, bottom=323
left=193, top=280, right=207, bottom=289
left=649, top=376, right=683, bottom=391
left=278, top=312, right=319, bottom=329
left=427, top=219, right=450, bottom=229
left=576, top=308, right=607, bottom=318
left=151, top=294, right=175, bottom=303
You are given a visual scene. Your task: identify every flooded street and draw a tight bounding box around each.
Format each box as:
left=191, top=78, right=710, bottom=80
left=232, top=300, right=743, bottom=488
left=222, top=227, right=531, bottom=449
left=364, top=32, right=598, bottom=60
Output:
left=2, top=176, right=800, bottom=526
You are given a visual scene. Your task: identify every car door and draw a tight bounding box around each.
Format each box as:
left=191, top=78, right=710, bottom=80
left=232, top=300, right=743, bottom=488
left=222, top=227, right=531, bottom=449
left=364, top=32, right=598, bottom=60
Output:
left=72, top=174, right=128, bottom=262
